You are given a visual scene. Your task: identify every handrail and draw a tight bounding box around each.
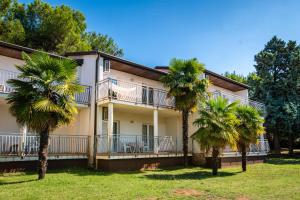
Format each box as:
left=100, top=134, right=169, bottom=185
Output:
left=0, top=134, right=89, bottom=156
left=0, top=69, right=92, bottom=105
left=96, top=78, right=175, bottom=108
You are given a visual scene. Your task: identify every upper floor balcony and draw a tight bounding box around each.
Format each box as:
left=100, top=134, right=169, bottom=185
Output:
left=96, top=78, right=175, bottom=109
left=0, top=69, right=91, bottom=106
left=211, top=90, right=265, bottom=112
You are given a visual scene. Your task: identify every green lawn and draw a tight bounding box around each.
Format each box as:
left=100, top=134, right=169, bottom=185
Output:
left=1, top=158, right=300, bottom=200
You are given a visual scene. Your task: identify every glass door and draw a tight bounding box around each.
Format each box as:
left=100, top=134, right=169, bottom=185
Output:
left=142, top=124, right=154, bottom=152
left=112, top=121, right=120, bottom=152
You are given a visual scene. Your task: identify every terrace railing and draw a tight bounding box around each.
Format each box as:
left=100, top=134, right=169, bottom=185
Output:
left=97, top=78, right=175, bottom=108
left=0, top=69, right=91, bottom=105
left=211, top=91, right=265, bottom=112
left=96, top=134, right=193, bottom=156
left=0, top=134, right=89, bottom=157
left=221, top=139, right=270, bottom=156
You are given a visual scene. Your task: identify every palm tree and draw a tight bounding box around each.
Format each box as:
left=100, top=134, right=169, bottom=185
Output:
left=192, top=97, right=239, bottom=175
left=161, top=58, right=208, bottom=167
left=7, top=52, right=83, bottom=180
left=235, top=105, right=265, bottom=172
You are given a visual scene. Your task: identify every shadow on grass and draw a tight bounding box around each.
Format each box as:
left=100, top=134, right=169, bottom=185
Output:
left=143, top=170, right=239, bottom=181
left=0, top=179, right=36, bottom=185
left=265, top=158, right=300, bottom=165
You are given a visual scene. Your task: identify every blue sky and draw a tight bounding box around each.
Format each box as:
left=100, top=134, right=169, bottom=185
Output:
left=20, top=0, right=300, bottom=75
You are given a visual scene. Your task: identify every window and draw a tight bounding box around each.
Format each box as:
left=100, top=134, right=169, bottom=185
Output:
left=76, top=66, right=82, bottom=82
left=102, top=107, right=108, bottom=121
left=103, top=59, right=110, bottom=72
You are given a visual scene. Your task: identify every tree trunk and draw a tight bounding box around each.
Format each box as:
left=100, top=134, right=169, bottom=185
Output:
left=288, top=132, right=294, bottom=156
left=212, top=147, right=219, bottom=175
left=38, top=128, right=50, bottom=180
left=273, top=133, right=281, bottom=155
left=182, top=110, right=189, bottom=167
left=241, top=144, right=247, bottom=172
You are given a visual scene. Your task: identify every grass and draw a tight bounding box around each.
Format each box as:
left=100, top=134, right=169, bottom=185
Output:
left=1, top=158, right=300, bottom=200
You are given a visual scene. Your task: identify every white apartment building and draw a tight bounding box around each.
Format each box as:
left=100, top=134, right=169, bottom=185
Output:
left=0, top=41, right=269, bottom=171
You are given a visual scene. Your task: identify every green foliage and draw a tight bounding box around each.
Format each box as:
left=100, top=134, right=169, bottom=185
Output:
left=235, top=105, right=265, bottom=149
left=160, top=58, right=208, bottom=112
left=192, top=96, right=239, bottom=152
left=84, top=32, right=124, bottom=57
left=223, top=71, right=247, bottom=84
left=0, top=0, right=123, bottom=55
left=253, top=36, right=300, bottom=145
left=6, top=52, right=83, bottom=132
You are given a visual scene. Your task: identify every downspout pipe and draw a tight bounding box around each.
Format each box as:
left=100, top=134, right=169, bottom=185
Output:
left=93, top=51, right=100, bottom=168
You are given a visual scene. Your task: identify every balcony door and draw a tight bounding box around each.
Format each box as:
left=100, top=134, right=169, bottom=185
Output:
left=142, top=86, right=154, bottom=105
left=142, top=124, right=154, bottom=152
left=112, top=121, right=120, bottom=152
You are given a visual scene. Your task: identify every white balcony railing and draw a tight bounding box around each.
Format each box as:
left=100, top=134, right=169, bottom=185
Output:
left=0, top=69, right=91, bottom=105
left=222, top=139, right=270, bottom=156
left=96, top=134, right=193, bottom=156
left=0, top=134, right=89, bottom=157
left=211, top=91, right=265, bottom=112
left=97, top=78, right=175, bottom=108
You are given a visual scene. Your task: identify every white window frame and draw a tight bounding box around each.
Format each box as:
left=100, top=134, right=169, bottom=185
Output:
left=103, top=59, right=110, bottom=72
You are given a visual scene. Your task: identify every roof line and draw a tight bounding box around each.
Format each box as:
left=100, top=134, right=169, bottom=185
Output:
left=66, top=50, right=249, bottom=89
left=0, top=41, right=67, bottom=59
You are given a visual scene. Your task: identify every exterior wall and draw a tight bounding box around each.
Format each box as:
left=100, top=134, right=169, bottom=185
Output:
left=103, top=69, right=165, bottom=90
left=0, top=103, right=21, bottom=133
left=0, top=55, right=24, bottom=72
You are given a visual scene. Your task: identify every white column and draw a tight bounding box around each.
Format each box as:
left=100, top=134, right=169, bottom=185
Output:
left=107, top=103, right=114, bottom=152
left=97, top=106, right=102, bottom=135
left=153, top=108, right=158, bottom=153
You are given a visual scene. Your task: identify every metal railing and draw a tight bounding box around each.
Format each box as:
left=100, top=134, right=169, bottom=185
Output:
left=97, top=78, right=175, bottom=108
left=96, top=134, right=193, bottom=156
left=0, top=134, right=89, bottom=157
left=211, top=91, right=265, bottom=112
left=0, top=69, right=91, bottom=105
left=221, top=139, right=270, bottom=156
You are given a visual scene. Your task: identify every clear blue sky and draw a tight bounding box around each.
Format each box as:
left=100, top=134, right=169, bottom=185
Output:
left=20, top=0, right=300, bottom=75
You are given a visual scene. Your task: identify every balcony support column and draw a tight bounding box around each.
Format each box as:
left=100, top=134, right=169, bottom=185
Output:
left=153, top=108, right=158, bottom=153
left=107, top=102, right=114, bottom=154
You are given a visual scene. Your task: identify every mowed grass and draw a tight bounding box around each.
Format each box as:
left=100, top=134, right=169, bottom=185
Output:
left=1, top=158, right=300, bottom=200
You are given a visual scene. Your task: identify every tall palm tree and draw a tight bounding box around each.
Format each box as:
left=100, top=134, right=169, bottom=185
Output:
left=161, top=58, right=208, bottom=166
left=7, top=52, right=83, bottom=180
left=235, top=105, right=265, bottom=172
left=192, top=97, right=239, bottom=175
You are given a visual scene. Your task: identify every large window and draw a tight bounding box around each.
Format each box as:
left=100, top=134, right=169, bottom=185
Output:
left=102, top=107, right=108, bottom=121
left=103, top=59, right=110, bottom=72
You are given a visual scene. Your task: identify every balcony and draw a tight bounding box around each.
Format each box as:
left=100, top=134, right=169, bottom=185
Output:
left=0, top=69, right=91, bottom=105
left=211, top=91, right=265, bottom=112
left=0, top=133, right=89, bottom=161
left=96, top=78, right=175, bottom=109
left=96, top=134, right=193, bottom=158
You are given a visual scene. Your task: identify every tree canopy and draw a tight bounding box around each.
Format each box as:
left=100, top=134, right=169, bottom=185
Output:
left=0, top=0, right=123, bottom=56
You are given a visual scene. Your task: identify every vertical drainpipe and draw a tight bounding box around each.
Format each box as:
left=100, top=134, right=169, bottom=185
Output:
left=93, top=51, right=100, bottom=168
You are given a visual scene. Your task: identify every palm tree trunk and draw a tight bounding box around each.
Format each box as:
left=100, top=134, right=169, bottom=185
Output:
left=182, top=110, right=189, bottom=167
left=241, top=144, right=247, bottom=172
left=273, top=133, right=281, bottom=155
left=212, top=147, right=219, bottom=175
left=38, top=128, right=50, bottom=180
left=288, top=132, right=294, bottom=156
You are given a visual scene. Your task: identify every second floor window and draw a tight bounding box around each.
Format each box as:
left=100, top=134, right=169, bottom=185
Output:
left=103, top=59, right=110, bottom=72
left=102, top=107, right=108, bottom=121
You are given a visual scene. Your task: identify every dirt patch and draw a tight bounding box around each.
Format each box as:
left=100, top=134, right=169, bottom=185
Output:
left=173, top=188, right=202, bottom=197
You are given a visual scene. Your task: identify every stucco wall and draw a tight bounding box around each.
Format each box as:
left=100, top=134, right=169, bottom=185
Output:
left=0, top=55, right=24, bottom=72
